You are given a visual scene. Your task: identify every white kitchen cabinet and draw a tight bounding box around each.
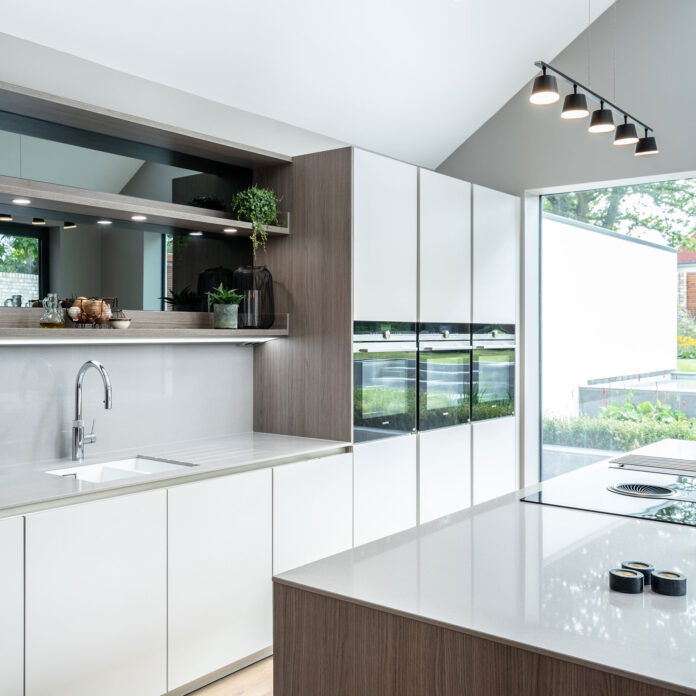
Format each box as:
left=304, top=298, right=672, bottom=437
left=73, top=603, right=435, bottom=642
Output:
left=0, top=516, right=23, bottom=696
left=472, top=416, right=517, bottom=505
left=419, top=424, right=471, bottom=523
left=354, top=434, right=417, bottom=546
left=168, top=469, right=272, bottom=691
left=25, top=490, right=166, bottom=696
left=273, top=453, right=353, bottom=575
left=353, top=148, right=418, bottom=322
left=472, top=184, right=519, bottom=324
left=419, top=169, right=472, bottom=323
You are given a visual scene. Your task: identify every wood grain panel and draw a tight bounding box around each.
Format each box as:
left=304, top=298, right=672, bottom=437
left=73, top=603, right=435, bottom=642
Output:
left=0, top=79, right=290, bottom=169
left=273, top=583, right=687, bottom=696
left=252, top=149, right=352, bottom=442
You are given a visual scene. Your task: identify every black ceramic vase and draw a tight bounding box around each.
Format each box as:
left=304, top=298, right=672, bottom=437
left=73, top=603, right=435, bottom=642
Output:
left=232, top=266, right=275, bottom=329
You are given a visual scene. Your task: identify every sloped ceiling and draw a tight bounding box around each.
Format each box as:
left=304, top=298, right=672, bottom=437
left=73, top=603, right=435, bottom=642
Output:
left=0, top=0, right=613, bottom=168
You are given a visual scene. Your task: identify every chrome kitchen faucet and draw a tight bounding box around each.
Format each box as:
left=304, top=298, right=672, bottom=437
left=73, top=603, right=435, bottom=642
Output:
left=72, top=360, right=113, bottom=461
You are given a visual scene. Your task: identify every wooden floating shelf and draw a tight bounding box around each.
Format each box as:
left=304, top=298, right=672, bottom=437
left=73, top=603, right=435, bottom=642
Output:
left=0, top=175, right=290, bottom=237
left=0, top=309, right=289, bottom=345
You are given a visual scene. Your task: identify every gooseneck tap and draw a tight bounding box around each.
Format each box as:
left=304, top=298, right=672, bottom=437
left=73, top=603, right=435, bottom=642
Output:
left=72, top=360, right=113, bottom=461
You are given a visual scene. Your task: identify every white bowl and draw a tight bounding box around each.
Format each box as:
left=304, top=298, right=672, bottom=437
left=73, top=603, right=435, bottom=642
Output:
left=110, top=319, right=131, bottom=330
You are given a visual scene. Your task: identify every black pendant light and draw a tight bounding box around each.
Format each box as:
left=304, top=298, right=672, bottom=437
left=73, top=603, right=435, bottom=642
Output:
left=529, top=66, right=559, bottom=105
left=588, top=100, right=615, bottom=133
left=561, top=85, right=589, bottom=119
left=614, top=116, right=639, bottom=145
left=635, top=129, right=659, bottom=156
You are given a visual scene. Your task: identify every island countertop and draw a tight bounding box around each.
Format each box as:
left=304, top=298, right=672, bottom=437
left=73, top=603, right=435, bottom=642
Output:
left=275, top=463, right=696, bottom=695
left=0, top=431, right=350, bottom=517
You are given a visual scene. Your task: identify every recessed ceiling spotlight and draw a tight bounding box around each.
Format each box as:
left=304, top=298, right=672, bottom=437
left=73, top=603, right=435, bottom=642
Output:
left=64, top=222, right=77, bottom=229
left=32, top=217, right=46, bottom=225
left=190, top=231, right=203, bottom=236
left=0, top=213, right=12, bottom=222
left=223, top=228, right=238, bottom=233
left=12, top=198, right=31, bottom=205
left=131, top=214, right=147, bottom=221
left=97, top=219, right=112, bottom=225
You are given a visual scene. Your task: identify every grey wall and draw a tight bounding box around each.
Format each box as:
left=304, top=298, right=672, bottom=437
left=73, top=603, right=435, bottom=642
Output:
left=0, top=343, right=254, bottom=466
left=438, top=0, right=696, bottom=195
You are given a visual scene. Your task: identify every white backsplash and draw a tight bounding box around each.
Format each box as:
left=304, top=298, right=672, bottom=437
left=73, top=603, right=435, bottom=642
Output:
left=0, top=344, right=254, bottom=466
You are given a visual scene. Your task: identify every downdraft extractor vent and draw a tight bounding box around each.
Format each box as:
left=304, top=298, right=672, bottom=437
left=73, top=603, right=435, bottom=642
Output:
left=608, top=483, right=675, bottom=499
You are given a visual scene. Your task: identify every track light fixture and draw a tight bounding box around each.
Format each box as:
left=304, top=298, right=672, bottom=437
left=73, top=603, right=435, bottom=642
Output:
left=614, top=116, right=639, bottom=146
left=530, top=60, right=658, bottom=156
left=635, top=129, right=659, bottom=156
left=561, top=85, right=589, bottom=119
left=529, top=65, right=559, bottom=105
left=32, top=218, right=46, bottom=225
left=64, top=222, right=77, bottom=229
left=0, top=213, right=12, bottom=222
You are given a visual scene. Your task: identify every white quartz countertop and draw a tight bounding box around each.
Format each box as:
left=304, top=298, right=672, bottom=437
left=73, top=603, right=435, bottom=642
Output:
left=0, top=432, right=350, bottom=517
left=276, top=465, right=696, bottom=694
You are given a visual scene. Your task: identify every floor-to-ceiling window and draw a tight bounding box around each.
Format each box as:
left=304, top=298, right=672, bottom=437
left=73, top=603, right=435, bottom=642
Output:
left=540, top=179, right=696, bottom=480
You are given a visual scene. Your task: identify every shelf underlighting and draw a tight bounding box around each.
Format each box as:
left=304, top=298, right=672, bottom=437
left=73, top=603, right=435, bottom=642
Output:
left=131, top=214, right=147, bottom=222
left=12, top=198, right=31, bottom=205
left=190, top=231, right=203, bottom=237
left=97, top=219, right=112, bottom=226
left=223, top=227, right=238, bottom=233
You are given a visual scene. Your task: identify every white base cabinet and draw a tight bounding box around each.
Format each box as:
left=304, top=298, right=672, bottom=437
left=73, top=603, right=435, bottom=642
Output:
left=273, top=453, right=353, bottom=575
left=0, top=516, right=23, bottom=696
left=168, top=469, right=272, bottom=691
left=25, top=490, right=167, bottom=696
left=354, top=435, right=417, bottom=546
left=472, top=416, right=517, bottom=505
left=419, top=424, right=471, bottom=523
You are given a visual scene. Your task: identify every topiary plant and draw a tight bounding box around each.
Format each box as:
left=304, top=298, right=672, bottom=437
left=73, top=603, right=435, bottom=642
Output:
left=230, top=185, right=280, bottom=255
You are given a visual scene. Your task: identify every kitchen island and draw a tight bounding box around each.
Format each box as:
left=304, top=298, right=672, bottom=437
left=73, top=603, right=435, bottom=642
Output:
left=273, top=461, right=696, bottom=696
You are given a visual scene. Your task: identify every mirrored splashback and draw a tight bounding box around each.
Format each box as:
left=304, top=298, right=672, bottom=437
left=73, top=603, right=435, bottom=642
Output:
left=0, top=208, right=252, bottom=311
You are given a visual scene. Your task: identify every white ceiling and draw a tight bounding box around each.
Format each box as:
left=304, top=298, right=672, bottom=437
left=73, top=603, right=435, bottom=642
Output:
left=0, top=0, right=614, bottom=169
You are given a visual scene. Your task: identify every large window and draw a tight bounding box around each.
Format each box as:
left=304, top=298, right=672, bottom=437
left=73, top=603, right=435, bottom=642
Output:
left=541, top=179, right=696, bottom=480
left=0, top=223, right=47, bottom=305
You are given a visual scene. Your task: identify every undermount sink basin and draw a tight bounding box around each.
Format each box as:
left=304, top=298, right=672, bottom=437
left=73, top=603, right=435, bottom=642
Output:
left=46, top=456, right=197, bottom=483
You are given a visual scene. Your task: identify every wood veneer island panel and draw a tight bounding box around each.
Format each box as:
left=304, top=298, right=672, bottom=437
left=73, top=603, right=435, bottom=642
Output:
left=273, top=582, right=686, bottom=696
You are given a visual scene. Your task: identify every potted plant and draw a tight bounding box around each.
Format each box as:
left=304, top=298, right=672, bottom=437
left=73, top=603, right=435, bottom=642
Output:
left=207, top=283, right=243, bottom=329
left=160, top=286, right=200, bottom=312
left=230, top=185, right=281, bottom=255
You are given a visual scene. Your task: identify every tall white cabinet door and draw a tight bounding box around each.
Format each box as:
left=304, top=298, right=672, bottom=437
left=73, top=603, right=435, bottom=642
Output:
left=273, top=453, right=353, bottom=575
left=0, top=516, right=23, bottom=696
left=472, top=416, right=517, bottom=505
left=354, top=434, right=417, bottom=546
left=419, top=169, right=472, bottom=323
left=168, top=469, right=272, bottom=690
left=419, top=424, right=471, bottom=523
left=472, top=184, right=519, bottom=324
left=25, top=490, right=166, bottom=696
left=353, top=148, right=418, bottom=322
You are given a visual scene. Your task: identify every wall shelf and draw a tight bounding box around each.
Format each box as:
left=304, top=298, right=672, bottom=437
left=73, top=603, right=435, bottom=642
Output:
left=0, top=175, right=290, bottom=237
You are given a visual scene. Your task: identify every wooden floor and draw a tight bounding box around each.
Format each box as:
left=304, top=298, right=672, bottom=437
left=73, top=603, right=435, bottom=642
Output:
left=192, top=658, right=272, bottom=696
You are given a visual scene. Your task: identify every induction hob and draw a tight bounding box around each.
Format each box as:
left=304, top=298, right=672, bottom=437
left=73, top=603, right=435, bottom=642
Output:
left=522, top=461, right=696, bottom=527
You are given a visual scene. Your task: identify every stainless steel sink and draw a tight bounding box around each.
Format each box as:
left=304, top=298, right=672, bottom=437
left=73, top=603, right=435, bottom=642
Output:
left=46, top=456, right=197, bottom=483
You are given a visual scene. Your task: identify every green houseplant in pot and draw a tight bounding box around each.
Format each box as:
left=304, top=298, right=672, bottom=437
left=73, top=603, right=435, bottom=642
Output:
left=160, top=286, right=200, bottom=312
left=230, top=186, right=281, bottom=255
left=207, top=283, right=243, bottom=329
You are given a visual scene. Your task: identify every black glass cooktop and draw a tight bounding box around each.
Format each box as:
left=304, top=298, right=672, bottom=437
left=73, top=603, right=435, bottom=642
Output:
left=522, top=464, right=696, bottom=527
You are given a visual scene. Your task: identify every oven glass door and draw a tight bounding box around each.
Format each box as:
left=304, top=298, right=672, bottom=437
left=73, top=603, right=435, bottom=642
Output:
left=418, top=346, right=471, bottom=430
left=472, top=347, right=515, bottom=420
left=353, top=344, right=417, bottom=442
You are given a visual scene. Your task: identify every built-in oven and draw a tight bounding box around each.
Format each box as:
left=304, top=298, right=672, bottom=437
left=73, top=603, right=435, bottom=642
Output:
left=353, top=322, right=417, bottom=443
left=417, top=323, right=471, bottom=430
left=471, top=324, right=515, bottom=421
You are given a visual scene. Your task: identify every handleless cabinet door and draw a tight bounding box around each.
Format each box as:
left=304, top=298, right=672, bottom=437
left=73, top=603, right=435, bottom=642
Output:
left=25, top=490, right=167, bottom=696
left=472, top=185, right=519, bottom=324
left=419, top=169, right=471, bottom=323
left=0, top=516, right=23, bottom=696
left=472, top=416, right=517, bottom=505
left=419, top=424, right=472, bottom=523
left=273, top=453, right=353, bottom=575
left=168, top=468, right=272, bottom=691
left=353, top=148, right=418, bottom=322
left=354, top=434, right=417, bottom=546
